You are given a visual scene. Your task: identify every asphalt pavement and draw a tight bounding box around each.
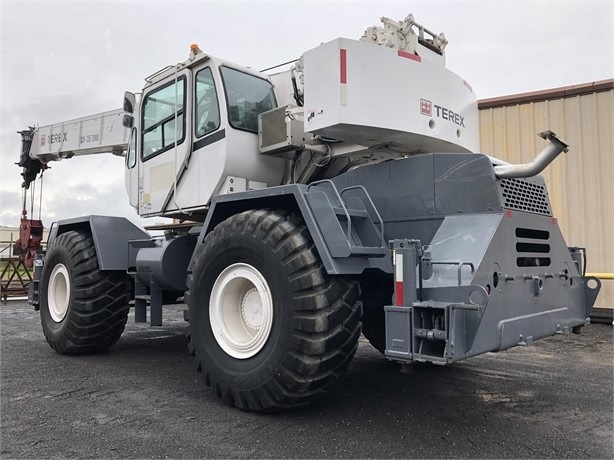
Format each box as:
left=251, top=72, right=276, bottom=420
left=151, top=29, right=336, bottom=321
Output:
left=1, top=300, right=612, bottom=459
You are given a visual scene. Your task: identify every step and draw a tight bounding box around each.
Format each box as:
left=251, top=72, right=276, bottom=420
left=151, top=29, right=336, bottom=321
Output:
left=348, top=246, right=387, bottom=256
left=332, top=207, right=369, bottom=218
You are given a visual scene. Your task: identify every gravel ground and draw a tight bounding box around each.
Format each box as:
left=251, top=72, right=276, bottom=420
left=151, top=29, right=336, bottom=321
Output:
left=1, top=300, right=612, bottom=459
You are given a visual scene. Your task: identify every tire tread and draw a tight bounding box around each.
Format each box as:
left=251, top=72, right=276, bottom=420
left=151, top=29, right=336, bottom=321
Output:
left=186, top=209, right=362, bottom=411
left=41, top=231, right=131, bottom=355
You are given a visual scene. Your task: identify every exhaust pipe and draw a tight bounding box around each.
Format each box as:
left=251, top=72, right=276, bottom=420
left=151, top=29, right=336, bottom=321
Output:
left=494, top=130, right=569, bottom=179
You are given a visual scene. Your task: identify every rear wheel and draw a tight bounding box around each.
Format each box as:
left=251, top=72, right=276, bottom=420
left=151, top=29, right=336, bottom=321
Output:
left=40, top=230, right=132, bottom=354
left=186, top=209, right=362, bottom=411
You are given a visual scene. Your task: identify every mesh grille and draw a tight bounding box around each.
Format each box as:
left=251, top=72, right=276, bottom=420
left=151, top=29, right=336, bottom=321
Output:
left=260, top=106, right=288, bottom=149
left=500, top=178, right=551, bottom=216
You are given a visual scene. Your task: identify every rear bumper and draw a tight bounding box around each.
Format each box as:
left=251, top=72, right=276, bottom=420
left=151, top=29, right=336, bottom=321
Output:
left=383, top=212, right=601, bottom=364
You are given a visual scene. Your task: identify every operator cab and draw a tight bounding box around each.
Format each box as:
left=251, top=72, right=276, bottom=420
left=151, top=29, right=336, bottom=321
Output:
left=124, top=47, right=285, bottom=220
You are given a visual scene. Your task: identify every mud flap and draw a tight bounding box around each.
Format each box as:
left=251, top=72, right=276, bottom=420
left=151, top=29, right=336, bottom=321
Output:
left=582, top=276, right=602, bottom=318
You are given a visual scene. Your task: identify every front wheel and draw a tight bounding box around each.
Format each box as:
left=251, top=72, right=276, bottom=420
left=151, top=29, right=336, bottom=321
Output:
left=186, top=209, right=362, bottom=411
left=40, top=230, right=132, bottom=354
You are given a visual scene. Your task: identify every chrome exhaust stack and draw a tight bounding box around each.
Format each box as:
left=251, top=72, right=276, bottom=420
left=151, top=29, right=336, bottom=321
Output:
left=494, top=130, right=569, bottom=179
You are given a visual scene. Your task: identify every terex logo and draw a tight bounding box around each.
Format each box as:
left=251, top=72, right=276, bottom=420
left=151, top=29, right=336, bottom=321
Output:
left=420, top=100, right=466, bottom=128
left=434, top=105, right=465, bottom=127
left=420, top=99, right=432, bottom=116
left=50, top=132, right=68, bottom=143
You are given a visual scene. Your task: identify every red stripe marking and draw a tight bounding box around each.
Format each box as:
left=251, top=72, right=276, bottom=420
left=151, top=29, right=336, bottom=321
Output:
left=551, top=217, right=557, bottom=225
left=395, top=281, right=404, bottom=306
left=340, top=49, right=347, bottom=83
left=505, top=210, right=513, bottom=218
left=398, top=50, right=421, bottom=62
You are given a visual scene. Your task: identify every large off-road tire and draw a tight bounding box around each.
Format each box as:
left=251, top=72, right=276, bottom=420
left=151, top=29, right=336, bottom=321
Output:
left=40, top=230, right=132, bottom=354
left=186, top=209, right=362, bottom=411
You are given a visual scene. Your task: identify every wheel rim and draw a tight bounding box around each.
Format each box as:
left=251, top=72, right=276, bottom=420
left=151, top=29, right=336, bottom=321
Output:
left=209, top=263, right=273, bottom=359
left=48, top=263, right=70, bottom=322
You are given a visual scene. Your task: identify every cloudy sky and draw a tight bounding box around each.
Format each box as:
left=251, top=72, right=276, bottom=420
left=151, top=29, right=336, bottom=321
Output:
left=1, top=0, right=612, bottom=229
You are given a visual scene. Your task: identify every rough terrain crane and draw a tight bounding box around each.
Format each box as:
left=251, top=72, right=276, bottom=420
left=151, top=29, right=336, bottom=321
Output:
left=17, top=14, right=600, bottom=411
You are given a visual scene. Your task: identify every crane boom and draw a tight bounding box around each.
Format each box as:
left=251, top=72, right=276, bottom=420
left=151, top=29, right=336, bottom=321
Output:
left=29, top=108, right=128, bottom=161
left=18, top=109, right=129, bottom=189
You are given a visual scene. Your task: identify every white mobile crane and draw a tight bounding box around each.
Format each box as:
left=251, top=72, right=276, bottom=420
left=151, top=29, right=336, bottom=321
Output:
left=17, top=14, right=599, bottom=411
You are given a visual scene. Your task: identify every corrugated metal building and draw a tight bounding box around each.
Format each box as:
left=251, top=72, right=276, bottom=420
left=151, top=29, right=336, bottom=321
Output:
left=478, top=79, right=613, bottom=309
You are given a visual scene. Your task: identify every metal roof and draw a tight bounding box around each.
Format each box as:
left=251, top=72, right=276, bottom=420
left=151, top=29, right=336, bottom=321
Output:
left=478, top=79, right=614, bottom=109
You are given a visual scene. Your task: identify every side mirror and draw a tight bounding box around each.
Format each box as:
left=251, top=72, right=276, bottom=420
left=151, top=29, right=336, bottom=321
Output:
left=123, top=91, right=136, bottom=114
left=123, top=114, right=134, bottom=128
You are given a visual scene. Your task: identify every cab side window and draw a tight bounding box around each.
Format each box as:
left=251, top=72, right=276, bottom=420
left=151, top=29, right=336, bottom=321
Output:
left=142, top=78, right=185, bottom=159
left=195, top=68, right=220, bottom=137
left=220, top=66, right=276, bottom=133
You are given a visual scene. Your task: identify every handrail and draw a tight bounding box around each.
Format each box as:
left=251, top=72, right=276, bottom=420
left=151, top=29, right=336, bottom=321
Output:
left=307, top=180, right=352, bottom=242
left=339, top=185, right=386, bottom=248
left=430, top=261, right=476, bottom=286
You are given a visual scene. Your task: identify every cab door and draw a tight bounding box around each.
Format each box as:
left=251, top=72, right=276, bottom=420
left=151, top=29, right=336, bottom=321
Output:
left=138, top=71, right=191, bottom=216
